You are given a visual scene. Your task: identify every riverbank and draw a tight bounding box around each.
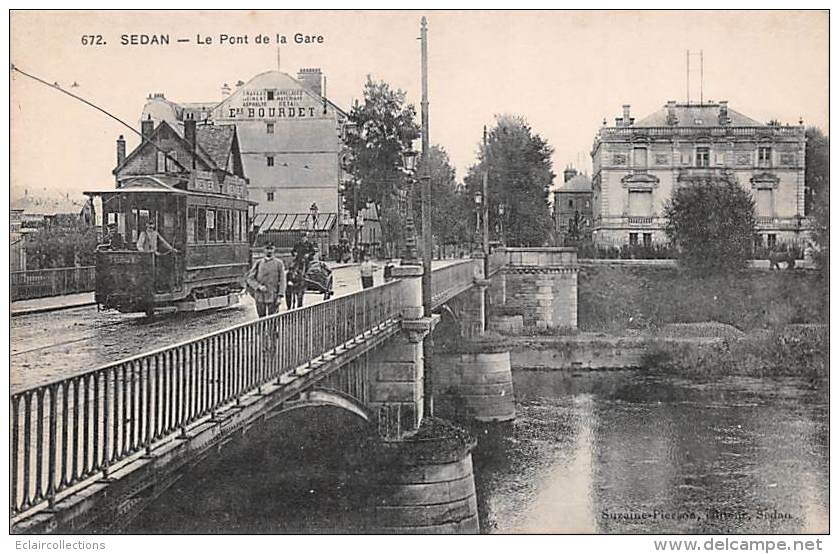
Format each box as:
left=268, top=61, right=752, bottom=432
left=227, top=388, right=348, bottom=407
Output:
left=577, top=263, right=827, bottom=333
left=496, top=324, right=827, bottom=380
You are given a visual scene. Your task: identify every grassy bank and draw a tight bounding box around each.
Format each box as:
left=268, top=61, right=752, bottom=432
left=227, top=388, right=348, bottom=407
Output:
left=641, top=325, right=828, bottom=380
left=578, top=264, right=827, bottom=333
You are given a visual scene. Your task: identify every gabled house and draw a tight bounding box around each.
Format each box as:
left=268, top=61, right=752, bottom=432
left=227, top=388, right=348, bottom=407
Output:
left=113, top=117, right=248, bottom=198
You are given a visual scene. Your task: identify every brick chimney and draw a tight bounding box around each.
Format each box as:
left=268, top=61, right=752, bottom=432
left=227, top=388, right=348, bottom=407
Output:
left=141, top=114, right=154, bottom=141
left=718, top=100, right=730, bottom=125
left=564, top=166, right=578, bottom=183
left=184, top=114, right=196, bottom=169
left=616, top=104, right=634, bottom=127
left=666, top=100, right=678, bottom=126
left=116, top=135, right=126, bottom=167
left=297, top=68, right=323, bottom=96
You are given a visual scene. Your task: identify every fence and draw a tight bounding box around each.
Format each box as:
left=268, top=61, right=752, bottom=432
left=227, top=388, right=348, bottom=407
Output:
left=430, top=259, right=479, bottom=308
left=10, top=266, right=96, bottom=302
left=9, top=278, right=406, bottom=518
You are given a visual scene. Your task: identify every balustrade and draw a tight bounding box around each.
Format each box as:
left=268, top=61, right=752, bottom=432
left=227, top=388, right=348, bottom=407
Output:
left=10, top=260, right=486, bottom=519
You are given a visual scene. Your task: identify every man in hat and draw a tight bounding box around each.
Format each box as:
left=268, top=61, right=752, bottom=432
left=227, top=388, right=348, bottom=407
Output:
left=136, top=221, right=177, bottom=255
left=100, top=222, right=125, bottom=250
left=246, top=243, right=286, bottom=317
left=291, top=231, right=316, bottom=268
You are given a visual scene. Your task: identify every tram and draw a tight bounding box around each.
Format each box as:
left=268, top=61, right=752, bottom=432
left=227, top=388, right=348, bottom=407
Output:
left=85, top=176, right=256, bottom=316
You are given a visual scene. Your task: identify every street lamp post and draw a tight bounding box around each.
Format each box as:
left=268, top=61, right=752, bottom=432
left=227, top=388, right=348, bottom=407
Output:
left=498, top=203, right=505, bottom=246
left=401, top=149, right=420, bottom=263
left=474, top=191, right=482, bottom=242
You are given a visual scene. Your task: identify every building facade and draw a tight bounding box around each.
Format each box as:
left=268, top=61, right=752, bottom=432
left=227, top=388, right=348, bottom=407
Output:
left=552, top=167, right=593, bottom=245
left=590, top=102, right=807, bottom=248
left=140, top=69, right=349, bottom=219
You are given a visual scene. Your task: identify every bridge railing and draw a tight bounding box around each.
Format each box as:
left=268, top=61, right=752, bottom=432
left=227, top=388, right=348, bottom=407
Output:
left=487, top=250, right=507, bottom=276
left=430, top=259, right=480, bottom=308
left=10, top=266, right=96, bottom=302
left=9, top=278, right=406, bottom=518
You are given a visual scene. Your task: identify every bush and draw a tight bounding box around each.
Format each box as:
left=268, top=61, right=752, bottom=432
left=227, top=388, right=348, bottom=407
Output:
left=577, top=241, right=676, bottom=260
left=577, top=264, right=828, bottom=333
left=664, top=176, right=756, bottom=274
left=641, top=326, right=827, bottom=380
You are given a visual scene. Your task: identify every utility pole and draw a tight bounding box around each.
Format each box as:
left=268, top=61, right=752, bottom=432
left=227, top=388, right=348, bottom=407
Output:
left=420, top=16, right=434, bottom=417
left=482, top=126, right=490, bottom=281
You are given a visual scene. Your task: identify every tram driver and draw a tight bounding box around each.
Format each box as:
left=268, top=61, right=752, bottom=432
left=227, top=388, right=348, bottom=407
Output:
left=137, top=221, right=178, bottom=255
left=137, top=221, right=179, bottom=292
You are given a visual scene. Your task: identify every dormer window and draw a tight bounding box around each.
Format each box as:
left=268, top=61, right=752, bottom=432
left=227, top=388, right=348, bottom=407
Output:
left=267, top=90, right=275, bottom=100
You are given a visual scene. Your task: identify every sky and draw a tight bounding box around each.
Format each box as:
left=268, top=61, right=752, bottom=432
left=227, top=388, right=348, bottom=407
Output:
left=10, top=10, right=829, bottom=202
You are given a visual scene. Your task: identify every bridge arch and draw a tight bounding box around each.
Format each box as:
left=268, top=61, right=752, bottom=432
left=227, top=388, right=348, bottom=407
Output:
left=268, top=388, right=373, bottom=424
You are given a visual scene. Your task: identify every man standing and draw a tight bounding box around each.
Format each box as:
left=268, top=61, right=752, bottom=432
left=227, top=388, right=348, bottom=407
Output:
left=136, top=221, right=178, bottom=292
left=359, top=251, right=379, bottom=289
left=136, top=221, right=177, bottom=254
left=291, top=232, right=316, bottom=267
left=247, top=243, right=286, bottom=317
left=100, top=222, right=125, bottom=250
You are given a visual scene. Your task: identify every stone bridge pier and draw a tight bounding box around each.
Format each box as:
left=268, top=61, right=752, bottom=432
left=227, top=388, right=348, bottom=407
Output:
left=358, top=264, right=479, bottom=533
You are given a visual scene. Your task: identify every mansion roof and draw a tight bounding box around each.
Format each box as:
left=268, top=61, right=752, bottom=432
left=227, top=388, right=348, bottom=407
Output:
left=635, top=103, right=764, bottom=128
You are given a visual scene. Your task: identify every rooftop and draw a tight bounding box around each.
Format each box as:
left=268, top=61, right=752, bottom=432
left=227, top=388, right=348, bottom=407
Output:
left=635, top=102, right=763, bottom=128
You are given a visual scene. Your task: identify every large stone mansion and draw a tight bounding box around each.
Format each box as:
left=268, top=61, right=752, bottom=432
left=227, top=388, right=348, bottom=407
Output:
left=590, top=101, right=807, bottom=248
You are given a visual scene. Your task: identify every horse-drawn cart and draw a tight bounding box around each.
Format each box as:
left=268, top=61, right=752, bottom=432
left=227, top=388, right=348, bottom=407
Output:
left=285, top=255, right=334, bottom=308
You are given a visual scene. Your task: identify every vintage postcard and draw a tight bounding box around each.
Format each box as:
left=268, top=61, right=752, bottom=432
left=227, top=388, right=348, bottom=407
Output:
left=7, top=9, right=830, bottom=548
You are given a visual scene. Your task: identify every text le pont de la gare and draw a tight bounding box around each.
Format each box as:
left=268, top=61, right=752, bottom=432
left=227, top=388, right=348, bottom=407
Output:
left=119, top=33, right=324, bottom=46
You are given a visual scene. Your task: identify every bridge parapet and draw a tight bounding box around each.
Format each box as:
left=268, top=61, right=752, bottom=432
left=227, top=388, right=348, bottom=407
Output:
left=10, top=260, right=489, bottom=532
left=494, top=247, right=578, bottom=330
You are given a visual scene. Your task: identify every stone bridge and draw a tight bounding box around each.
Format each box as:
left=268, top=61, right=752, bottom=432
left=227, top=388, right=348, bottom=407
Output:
left=10, top=248, right=578, bottom=534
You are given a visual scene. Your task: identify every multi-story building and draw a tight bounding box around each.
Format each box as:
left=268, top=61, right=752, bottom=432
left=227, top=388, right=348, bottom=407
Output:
left=140, top=69, right=350, bottom=248
left=552, top=166, right=593, bottom=244
left=591, top=102, right=807, bottom=248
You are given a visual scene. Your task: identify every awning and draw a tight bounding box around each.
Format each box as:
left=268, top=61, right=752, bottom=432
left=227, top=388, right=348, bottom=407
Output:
left=253, top=212, right=337, bottom=233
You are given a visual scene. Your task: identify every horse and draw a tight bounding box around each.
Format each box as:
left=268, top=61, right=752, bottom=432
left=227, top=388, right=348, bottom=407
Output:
left=285, top=263, right=306, bottom=309
left=768, top=249, right=796, bottom=270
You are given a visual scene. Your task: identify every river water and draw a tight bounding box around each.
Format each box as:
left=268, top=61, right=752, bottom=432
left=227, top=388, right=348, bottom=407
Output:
left=474, top=370, right=828, bottom=534
left=128, top=369, right=828, bottom=534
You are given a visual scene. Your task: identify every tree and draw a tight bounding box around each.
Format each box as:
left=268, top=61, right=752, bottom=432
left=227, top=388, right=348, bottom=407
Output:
left=25, top=219, right=98, bottom=269
left=463, top=115, right=555, bottom=247
left=345, top=76, right=420, bottom=250
left=804, top=127, right=829, bottom=275
left=663, top=176, right=756, bottom=275
left=411, top=145, right=472, bottom=255
left=805, top=127, right=829, bottom=216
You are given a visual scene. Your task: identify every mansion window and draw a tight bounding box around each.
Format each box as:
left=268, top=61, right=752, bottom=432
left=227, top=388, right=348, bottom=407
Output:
left=266, top=122, right=275, bottom=134
left=755, top=188, right=774, bottom=217
left=157, top=151, right=167, bottom=173
left=758, top=147, right=772, bottom=168
left=267, top=191, right=275, bottom=202
left=767, top=234, right=777, bottom=249
left=696, top=147, right=710, bottom=168
left=629, top=233, right=639, bottom=246
left=267, top=156, right=275, bottom=167
left=633, top=147, right=648, bottom=169
left=628, top=190, right=653, bottom=216
left=267, top=90, right=275, bottom=100
left=568, top=199, right=574, bottom=208
left=643, top=233, right=652, bottom=248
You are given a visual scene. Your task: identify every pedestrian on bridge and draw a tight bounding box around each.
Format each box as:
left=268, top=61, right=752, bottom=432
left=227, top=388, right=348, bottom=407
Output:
left=359, top=251, right=379, bottom=289
left=247, top=243, right=286, bottom=317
